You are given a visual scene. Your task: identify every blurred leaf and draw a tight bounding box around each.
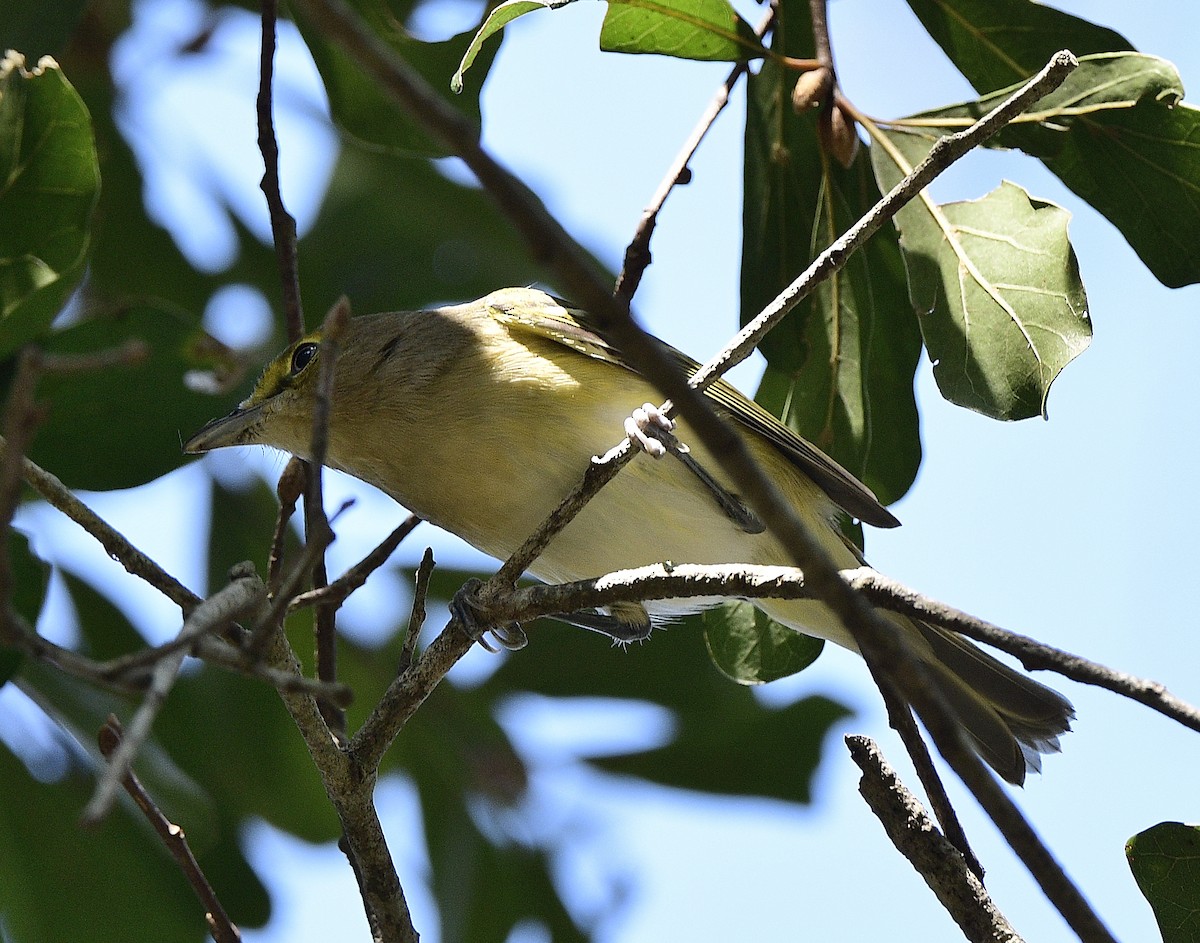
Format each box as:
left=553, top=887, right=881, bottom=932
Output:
left=0, top=53, right=100, bottom=358
left=600, top=0, right=767, bottom=61
left=597, top=692, right=848, bottom=803
left=297, top=146, right=553, bottom=318
left=0, top=0, right=88, bottom=58
left=487, top=614, right=850, bottom=803
left=870, top=128, right=1090, bottom=418
left=742, top=3, right=921, bottom=504
left=905, top=0, right=1131, bottom=96
left=12, top=303, right=245, bottom=491
left=418, top=772, right=589, bottom=943
left=702, top=600, right=822, bottom=684
left=1127, top=821, right=1200, bottom=943
left=294, top=0, right=498, bottom=156
left=902, top=53, right=1200, bottom=288
left=9, top=526, right=49, bottom=625
left=0, top=743, right=209, bottom=943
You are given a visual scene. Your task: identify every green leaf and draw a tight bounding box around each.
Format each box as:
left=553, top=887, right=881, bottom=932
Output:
left=453, top=0, right=570, bottom=93
left=1127, top=821, right=1200, bottom=943
left=294, top=2, right=499, bottom=156
left=0, top=743, right=210, bottom=943
left=870, top=129, right=1090, bottom=419
left=600, top=0, right=767, bottom=61
left=905, top=0, right=1132, bottom=96
left=742, top=10, right=921, bottom=504
left=0, top=52, right=100, bottom=357
left=702, top=600, right=822, bottom=684
left=2, top=528, right=51, bottom=688
left=9, top=303, right=246, bottom=491
left=901, top=53, right=1200, bottom=288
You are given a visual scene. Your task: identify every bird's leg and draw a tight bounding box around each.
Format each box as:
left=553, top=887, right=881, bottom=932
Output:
left=625, top=403, right=765, bottom=534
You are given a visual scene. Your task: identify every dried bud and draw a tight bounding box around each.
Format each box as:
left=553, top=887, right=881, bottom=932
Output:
left=791, top=67, right=833, bottom=114
left=819, top=101, right=860, bottom=169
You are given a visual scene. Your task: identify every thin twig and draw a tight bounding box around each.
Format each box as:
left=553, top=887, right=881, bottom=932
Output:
left=289, top=514, right=421, bottom=613
left=194, top=636, right=353, bottom=707
left=614, top=8, right=772, bottom=304
left=1, top=435, right=201, bottom=614
left=306, top=298, right=351, bottom=736
left=870, top=672, right=983, bottom=880
left=398, top=548, right=435, bottom=674
left=808, top=0, right=833, bottom=70
left=849, top=569, right=1200, bottom=734
left=99, top=717, right=242, bottom=943
left=257, top=0, right=304, bottom=342
left=268, top=457, right=306, bottom=590
left=0, top=349, right=47, bottom=621
left=40, top=339, right=150, bottom=374
left=847, top=736, right=1022, bottom=943
left=83, top=568, right=263, bottom=824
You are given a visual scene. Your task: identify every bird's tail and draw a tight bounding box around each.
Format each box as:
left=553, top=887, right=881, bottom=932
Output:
left=905, top=618, right=1074, bottom=785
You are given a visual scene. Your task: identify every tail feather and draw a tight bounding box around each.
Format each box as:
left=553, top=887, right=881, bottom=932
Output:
left=914, top=620, right=1074, bottom=785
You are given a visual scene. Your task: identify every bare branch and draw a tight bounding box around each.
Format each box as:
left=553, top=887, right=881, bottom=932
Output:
left=83, top=567, right=263, bottom=824
left=1, top=434, right=201, bottom=614
left=398, top=547, right=434, bottom=674
left=847, top=736, right=1022, bottom=943
left=290, top=516, right=421, bottom=613
left=256, top=0, right=304, bottom=342
left=306, top=298, right=351, bottom=736
left=99, top=716, right=242, bottom=943
left=614, top=8, right=771, bottom=303
left=850, top=568, right=1200, bottom=733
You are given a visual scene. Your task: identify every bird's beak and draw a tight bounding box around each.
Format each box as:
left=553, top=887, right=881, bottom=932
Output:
left=183, top=401, right=266, bottom=454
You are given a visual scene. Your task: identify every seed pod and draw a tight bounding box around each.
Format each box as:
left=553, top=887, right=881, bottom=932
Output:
left=819, top=100, right=860, bottom=169
left=791, top=67, right=833, bottom=114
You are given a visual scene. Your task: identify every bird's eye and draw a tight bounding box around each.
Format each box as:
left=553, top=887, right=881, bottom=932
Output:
left=291, top=342, right=318, bottom=374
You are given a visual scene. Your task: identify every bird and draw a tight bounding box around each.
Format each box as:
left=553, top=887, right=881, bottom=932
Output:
left=185, top=286, right=1073, bottom=784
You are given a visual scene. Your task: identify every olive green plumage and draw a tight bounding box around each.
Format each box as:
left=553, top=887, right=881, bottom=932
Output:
left=186, top=287, right=1072, bottom=784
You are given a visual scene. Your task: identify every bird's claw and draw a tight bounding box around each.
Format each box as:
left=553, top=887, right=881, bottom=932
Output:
left=451, top=579, right=528, bottom=651
left=625, top=403, right=678, bottom=459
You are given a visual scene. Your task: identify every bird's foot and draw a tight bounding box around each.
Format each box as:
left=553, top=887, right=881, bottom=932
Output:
left=624, top=403, right=680, bottom=458
left=450, top=579, right=528, bottom=652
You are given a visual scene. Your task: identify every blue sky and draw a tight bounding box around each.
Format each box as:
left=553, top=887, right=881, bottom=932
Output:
left=9, top=0, right=1200, bottom=940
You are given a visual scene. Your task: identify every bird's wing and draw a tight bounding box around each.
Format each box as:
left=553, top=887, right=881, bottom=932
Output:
left=485, top=288, right=900, bottom=529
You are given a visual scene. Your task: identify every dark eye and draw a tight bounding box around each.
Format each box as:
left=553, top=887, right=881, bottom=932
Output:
left=291, top=342, right=318, bottom=374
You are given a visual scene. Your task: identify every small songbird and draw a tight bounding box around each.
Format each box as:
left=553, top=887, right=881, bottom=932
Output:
left=185, top=287, right=1072, bottom=784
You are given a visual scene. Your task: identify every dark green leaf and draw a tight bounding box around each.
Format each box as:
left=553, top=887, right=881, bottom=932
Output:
left=600, top=0, right=767, bottom=62
left=2, top=531, right=49, bottom=686
left=702, top=600, right=822, bottom=684
left=596, top=692, right=849, bottom=803
left=0, top=52, right=100, bottom=357
left=13, top=303, right=246, bottom=491
left=1127, top=821, right=1200, bottom=943
left=418, top=769, right=588, bottom=943
left=905, top=0, right=1131, bottom=96
left=870, top=129, right=1090, bottom=419
left=294, top=1, right=498, bottom=155
left=742, top=8, right=921, bottom=503
left=902, top=53, right=1200, bottom=288
left=0, top=743, right=209, bottom=943
left=8, top=527, right=49, bottom=628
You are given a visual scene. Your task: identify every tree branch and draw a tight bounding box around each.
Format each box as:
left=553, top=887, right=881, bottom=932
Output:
left=847, top=736, right=1022, bottom=943
left=99, top=716, right=242, bottom=943
left=83, top=565, right=264, bottom=824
